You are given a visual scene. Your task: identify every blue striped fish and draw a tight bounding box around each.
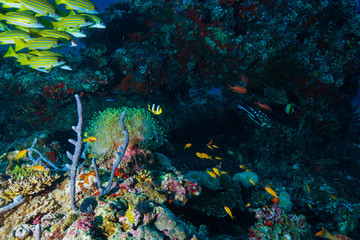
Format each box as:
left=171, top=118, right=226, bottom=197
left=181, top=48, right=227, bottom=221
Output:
left=14, top=37, right=66, bottom=51
left=0, top=30, right=33, bottom=44
left=52, top=15, right=94, bottom=29
left=19, top=0, right=59, bottom=19
left=0, top=12, right=44, bottom=28
left=20, top=56, right=66, bottom=72
left=55, top=0, right=98, bottom=14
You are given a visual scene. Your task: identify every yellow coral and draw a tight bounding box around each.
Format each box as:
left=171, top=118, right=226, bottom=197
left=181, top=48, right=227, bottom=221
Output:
left=125, top=204, right=134, bottom=225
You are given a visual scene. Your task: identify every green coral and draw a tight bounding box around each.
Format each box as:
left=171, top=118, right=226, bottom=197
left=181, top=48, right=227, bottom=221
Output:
left=87, top=107, right=165, bottom=158
left=11, top=165, right=33, bottom=180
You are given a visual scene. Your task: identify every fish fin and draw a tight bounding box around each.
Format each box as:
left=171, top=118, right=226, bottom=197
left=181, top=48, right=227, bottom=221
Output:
left=51, top=21, right=60, bottom=30
left=69, top=9, right=77, bottom=16
left=19, top=57, right=30, bottom=66
left=14, top=38, right=26, bottom=52
left=4, top=46, right=17, bottom=58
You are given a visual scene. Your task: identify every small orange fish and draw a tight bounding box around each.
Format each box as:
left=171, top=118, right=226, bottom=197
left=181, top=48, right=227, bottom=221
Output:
left=184, top=143, right=192, bottom=149
left=239, top=164, right=246, bottom=169
left=201, top=153, right=212, bottom=160
left=215, top=156, right=223, bottom=160
left=31, top=165, right=46, bottom=171
left=229, top=86, right=247, bottom=94
left=305, top=184, right=311, bottom=195
left=245, top=169, right=252, bottom=172
left=241, top=74, right=249, bottom=85
left=206, top=170, right=217, bottom=178
left=196, top=152, right=203, bottom=158
left=224, top=206, right=236, bottom=220
left=207, top=145, right=214, bottom=150
left=83, top=136, right=97, bottom=143
left=272, top=197, right=280, bottom=204
left=206, top=139, right=213, bottom=146
left=212, top=168, right=221, bottom=176
left=245, top=203, right=251, bottom=208
left=211, top=145, right=219, bottom=149
left=220, top=171, right=228, bottom=174
left=255, top=100, right=272, bottom=111
left=328, top=194, right=338, bottom=200
left=249, top=179, right=255, bottom=186
left=15, top=149, right=27, bottom=161
left=265, top=186, right=278, bottom=199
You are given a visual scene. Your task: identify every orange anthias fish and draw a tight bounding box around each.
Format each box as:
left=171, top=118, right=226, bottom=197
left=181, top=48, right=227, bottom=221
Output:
left=249, top=179, right=256, bottom=186
left=255, top=100, right=272, bottom=111
left=241, top=74, right=249, bottom=85
left=315, top=226, right=353, bottom=240
left=83, top=136, right=98, bottom=143
left=206, top=170, right=217, bottom=178
left=224, top=206, right=236, bottom=220
left=265, top=186, right=278, bottom=199
left=15, top=149, right=27, bottom=161
left=229, top=86, right=247, bottom=94
left=206, top=139, right=213, bottom=146
left=31, top=165, right=46, bottom=171
left=184, top=143, right=192, bottom=149
left=201, top=153, right=212, bottom=160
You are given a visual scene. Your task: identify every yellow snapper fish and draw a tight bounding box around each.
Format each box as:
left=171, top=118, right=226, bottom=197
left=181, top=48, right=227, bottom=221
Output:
left=4, top=46, right=35, bottom=63
left=0, top=22, right=11, bottom=31
left=215, top=156, right=222, bottom=160
left=18, top=0, right=59, bottom=19
left=0, top=0, right=22, bottom=8
left=52, top=15, right=94, bottom=30
left=38, top=29, right=75, bottom=41
left=224, top=206, right=236, bottom=220
left=55, top=0, right=99, bottom=14
left=0, top=30, right=33, bottom=44
left=0, top=11, right=45, bottom=28
left=29, top=49, right=64, bottom=57
left=20, top=56, right=66, bottom=72
left=58, top=27, right=86, bottom=38
left=148, top=104, right=162, bottom=115
left=14, top=37, right=67, bottom=51
left=80, top=14, right=105, bottom=28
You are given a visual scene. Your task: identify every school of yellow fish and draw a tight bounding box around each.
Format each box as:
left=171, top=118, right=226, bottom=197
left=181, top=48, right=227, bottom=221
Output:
left=0, top=0, right=105, bottom=73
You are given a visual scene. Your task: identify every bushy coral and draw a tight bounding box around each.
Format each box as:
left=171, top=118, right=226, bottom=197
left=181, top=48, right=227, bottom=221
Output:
left=87, top=107, right=165, bottom=158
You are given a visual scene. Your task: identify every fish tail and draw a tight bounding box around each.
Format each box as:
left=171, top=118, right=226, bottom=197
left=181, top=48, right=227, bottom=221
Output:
left=52, top=21, right=60, bottom=30
left=14, top=39, right=26, bottom=52
left=0, top=13, right=4, bottom=20
left=4, top=46, right=17, bottom=58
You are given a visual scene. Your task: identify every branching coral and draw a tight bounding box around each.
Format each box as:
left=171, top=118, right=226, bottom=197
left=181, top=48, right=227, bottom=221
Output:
left=0, top=166, right=59, bottom=205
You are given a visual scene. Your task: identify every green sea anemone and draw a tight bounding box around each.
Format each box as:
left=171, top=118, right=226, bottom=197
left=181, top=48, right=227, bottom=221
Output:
left=86, top=107, right=165, bottom=159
